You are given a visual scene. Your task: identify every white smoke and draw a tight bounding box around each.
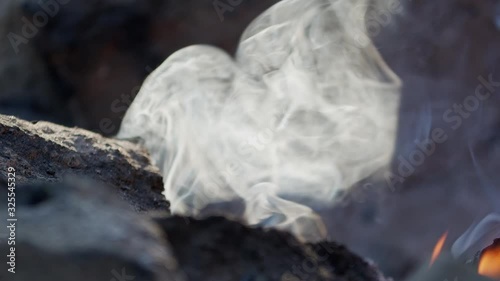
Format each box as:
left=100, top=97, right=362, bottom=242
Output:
left=118, top=0, right=401, bottom=241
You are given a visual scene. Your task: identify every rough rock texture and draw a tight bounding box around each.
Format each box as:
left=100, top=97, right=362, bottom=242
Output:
left=0, top=114, right=168, bottom=211
left=0, top=180, right=184, bottom=281
left=154, top=216, right=390, bottom=281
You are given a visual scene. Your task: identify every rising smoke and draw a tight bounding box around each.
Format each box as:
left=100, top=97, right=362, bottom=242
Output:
left=451, top=145, right=500, bottom=259
left=118, top=0, right=401, bottom=241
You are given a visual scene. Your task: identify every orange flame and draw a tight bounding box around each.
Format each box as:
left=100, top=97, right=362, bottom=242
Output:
left=478, top=244, right=500, bottom=279
left=430, top=232, right=448, bottom=267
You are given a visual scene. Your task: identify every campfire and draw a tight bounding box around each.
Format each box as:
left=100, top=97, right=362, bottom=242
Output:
left=0, top=0, right=500, bottom=280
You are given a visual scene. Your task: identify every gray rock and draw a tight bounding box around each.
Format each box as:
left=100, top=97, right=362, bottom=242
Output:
left=153, top=215, right=390, bottom=281
left=0, top=114, right=169, bottom=212
left=0, top=180, right=184, bottom=281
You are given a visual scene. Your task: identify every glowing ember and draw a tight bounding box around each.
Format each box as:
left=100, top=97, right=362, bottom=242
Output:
left=478, top=240, right=500, bottom=279
left=430, top=232, right=448, bottom=267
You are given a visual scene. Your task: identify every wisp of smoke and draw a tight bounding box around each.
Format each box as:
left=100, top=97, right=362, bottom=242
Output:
left=451, top=144, right=500, bottom=259
left=118, top=0, right=401, bottom=241
left=452, top=213, right=500, bottom=259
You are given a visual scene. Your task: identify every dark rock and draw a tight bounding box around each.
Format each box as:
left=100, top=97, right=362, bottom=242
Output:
left=0, top=164, right=389, bottom=281
left=153, top=215, right=390, bottom=281
left=0, top=114, right=168, bottom=212
left=0, top=180, right=184, bottom=281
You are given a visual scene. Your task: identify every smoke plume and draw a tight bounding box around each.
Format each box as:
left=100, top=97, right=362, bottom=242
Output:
left=118, top=0, right=401, bottom=241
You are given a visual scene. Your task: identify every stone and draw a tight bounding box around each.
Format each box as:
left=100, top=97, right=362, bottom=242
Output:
left=154, top=215, right=390, bottom=281
left=0, top=180, right=184, bottom=281
left=0, top=177, right=389, bottom=281
left=0, top=114, right=169, bottom=212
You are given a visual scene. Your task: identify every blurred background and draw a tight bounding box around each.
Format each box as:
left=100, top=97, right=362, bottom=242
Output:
left=1, top=0, right=500, bottom=280
left=0, top=0, right=279, bottom=135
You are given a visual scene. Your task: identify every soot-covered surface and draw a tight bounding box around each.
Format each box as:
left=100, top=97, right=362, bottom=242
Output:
left=156, top=216, right=389, bottom=281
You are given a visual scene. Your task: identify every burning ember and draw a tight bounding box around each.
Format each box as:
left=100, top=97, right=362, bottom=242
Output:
left=430, top=232, right=448, bottom=267
left=478, top=239, right=500, bottom=279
